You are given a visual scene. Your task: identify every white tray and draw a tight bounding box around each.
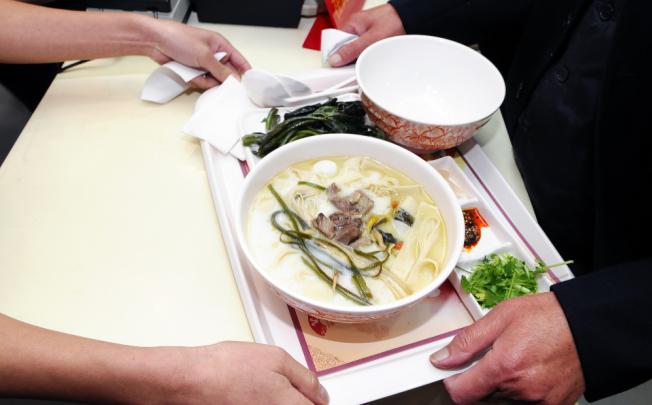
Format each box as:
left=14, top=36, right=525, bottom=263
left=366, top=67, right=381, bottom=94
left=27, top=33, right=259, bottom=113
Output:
left=201, top=133, right=574, bottom=404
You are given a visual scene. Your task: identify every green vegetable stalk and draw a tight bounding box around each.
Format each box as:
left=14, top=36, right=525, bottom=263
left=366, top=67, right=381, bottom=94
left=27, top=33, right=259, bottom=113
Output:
left=297, top=181, right=326, bottom=191
left=262, top=107, right=280, bottom=131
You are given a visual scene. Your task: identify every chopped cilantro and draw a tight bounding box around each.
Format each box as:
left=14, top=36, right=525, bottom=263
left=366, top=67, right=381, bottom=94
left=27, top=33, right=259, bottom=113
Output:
left=460, top=253, right=571, bottom=309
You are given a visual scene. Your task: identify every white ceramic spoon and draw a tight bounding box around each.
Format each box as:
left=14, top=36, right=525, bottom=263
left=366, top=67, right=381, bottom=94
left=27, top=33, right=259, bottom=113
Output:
left=283, top=84, right=359, bottom=105
left=242, top=69, right=358, bottom=107
left=242, top=69, right=312, bottom=107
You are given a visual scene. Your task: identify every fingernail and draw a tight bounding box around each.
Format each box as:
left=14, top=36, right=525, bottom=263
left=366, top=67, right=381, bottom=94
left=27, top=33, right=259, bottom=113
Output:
left=319, top=384, right=330, bottom=404
left=328, top=53, right=342, bottom=66
left=430, top=347, right=449, bottom=365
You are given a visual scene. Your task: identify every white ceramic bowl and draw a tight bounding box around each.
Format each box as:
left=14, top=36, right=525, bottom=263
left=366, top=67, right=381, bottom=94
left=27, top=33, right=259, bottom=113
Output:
left=356, top=35, right=505, bottom=152
left=236, top=135, right=464, bottom=322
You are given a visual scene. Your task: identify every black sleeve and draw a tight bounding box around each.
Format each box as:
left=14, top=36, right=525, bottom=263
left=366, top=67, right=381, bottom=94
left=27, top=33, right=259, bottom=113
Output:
left=388, top=0, right=533, bottom=44
left=551, top=259, right=652, bottom=401
left=387, top=0, right=534, bottom=74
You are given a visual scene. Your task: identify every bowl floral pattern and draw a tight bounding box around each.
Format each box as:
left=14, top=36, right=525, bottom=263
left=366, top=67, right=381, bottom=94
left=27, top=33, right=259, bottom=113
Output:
left=361, top=93, right=491, bottom=153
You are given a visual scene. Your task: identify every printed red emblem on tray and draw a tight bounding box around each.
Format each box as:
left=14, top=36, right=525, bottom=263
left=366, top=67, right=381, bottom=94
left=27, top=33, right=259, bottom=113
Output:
left=308, top=315, right=330, bottom=336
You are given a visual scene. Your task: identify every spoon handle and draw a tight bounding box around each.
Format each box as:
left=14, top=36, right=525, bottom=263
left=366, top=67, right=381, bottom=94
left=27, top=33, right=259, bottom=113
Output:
left=284, top=85, right=359, bottom=104
left=322, top=76, right=358, bottom=93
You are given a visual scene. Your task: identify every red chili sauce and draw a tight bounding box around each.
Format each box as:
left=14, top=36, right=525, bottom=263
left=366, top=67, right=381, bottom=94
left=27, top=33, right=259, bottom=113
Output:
left=463, top=208, right=488, bottom=250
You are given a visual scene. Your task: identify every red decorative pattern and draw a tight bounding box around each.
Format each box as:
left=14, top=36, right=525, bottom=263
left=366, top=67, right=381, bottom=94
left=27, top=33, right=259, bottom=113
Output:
left=361, top=93, right=491, bottom=153
left=308, top=316, right=330, bottom=336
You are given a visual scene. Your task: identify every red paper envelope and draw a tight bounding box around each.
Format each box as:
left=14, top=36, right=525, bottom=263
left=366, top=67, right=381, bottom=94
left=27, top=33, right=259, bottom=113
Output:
left=324, top=0, right=365, bottom=27
left=302, top=0, right=365, bottom=50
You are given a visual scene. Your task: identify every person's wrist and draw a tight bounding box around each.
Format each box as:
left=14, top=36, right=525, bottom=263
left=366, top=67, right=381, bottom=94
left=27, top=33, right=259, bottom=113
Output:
left=100, top=345, right=173, bottom=405
left=122, top=13, right=161, bottom=58
left=138, top=346, right=208, bottom=405
left=132, top=346, right=180, bottom=404
left=87, top=345, right=188, bottom=405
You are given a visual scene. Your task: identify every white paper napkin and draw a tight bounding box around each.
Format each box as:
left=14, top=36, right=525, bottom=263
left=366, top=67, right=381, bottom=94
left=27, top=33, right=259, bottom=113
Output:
left=183, top=68, right=359, bottom=160
left=141, top=52, right=227, bottom=104
left=321, top=29, right=359, bottom=66
left=182, top=76, right=254, bottom=160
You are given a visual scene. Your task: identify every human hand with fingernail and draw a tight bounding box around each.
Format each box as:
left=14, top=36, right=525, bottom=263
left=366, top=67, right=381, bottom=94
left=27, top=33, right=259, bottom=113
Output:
left=0, top=0, right=251, bottom=90
left=328, top=4, right=405, bottom=67
left=430, top=292, right=585, bottom=404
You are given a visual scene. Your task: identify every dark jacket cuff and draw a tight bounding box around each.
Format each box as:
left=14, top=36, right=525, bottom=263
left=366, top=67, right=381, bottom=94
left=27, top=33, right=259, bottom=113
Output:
left=389, top=0, right=461, bottom=35
left=551, top=259, right=652, bottom=401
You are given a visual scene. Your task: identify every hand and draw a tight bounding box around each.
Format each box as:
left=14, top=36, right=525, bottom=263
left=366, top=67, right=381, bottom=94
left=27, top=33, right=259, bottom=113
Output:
left=430, top=292, right=585, bottom=404
left=328, top=4, right=405, bottom=67
left=145, top=19, right=251, bottom=89
left=153, top=341, right=329, bottom=405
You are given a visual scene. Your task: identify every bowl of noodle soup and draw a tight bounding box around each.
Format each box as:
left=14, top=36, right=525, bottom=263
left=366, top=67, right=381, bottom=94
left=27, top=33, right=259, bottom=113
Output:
left=236, top=135, right=464, bottom=322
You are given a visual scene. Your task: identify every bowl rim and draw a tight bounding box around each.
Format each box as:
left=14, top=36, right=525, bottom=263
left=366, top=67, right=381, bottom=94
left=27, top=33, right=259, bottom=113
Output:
left=356, top=35, right=506, bottom=127
left=236, top=134, right=464, bottom=316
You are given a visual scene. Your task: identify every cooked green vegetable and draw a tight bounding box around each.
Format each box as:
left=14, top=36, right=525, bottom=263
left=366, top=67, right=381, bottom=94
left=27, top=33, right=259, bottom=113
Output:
left=354, top=247, right=391, bottom=277
left=243, top=99, right=387, bottom=157
left=460, top=253, right=572, bottom=308
left=297, top=181, right=326, bottom=191
left=301, top=258, right=369, bottom=305
left=377, top=229, right=398, bottom=245
left=393, top=208, right=414, bottom=226
left=262, top=107, right=280, bottom=131
left=283, top=98, right=337, bottom=119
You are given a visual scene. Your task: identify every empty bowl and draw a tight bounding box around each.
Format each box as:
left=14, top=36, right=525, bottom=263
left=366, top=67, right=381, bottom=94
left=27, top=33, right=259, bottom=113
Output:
left=356, top=35, right=505, bottom=152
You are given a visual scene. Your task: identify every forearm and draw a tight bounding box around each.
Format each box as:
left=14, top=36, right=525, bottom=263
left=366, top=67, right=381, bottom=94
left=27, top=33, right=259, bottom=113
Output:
left=0, top=313, right=170, bottom=403
left=0, top=0, right=159, bottom=63
left=0, top=313, right=329, bottom=404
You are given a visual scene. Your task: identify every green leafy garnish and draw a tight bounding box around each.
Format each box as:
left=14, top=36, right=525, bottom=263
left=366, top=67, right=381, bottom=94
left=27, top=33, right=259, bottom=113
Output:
left=262, top=107, right=280, bottom=131
left=243, top=99, right=387, bottom=157
left=460, top=253, right=572, bottom=309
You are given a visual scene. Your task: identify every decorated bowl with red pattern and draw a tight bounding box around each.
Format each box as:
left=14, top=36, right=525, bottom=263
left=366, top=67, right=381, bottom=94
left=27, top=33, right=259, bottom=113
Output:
left=356, top=35, right=505, bottom=153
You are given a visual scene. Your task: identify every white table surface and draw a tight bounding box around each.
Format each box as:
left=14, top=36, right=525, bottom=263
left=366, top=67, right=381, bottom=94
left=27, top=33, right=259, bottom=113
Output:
left=0, top=0, right=533, bottom=376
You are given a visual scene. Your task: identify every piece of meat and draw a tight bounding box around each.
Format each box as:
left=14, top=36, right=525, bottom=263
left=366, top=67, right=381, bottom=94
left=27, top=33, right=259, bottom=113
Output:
left=329, top=212, right=363, bottom=245
left=334, top=225, right=362, bottom=245
left=326, top=183, right=340, bottom=198
left=313, top=213, right=336, bottom=239
left=327, top=183, right=374, bottom=216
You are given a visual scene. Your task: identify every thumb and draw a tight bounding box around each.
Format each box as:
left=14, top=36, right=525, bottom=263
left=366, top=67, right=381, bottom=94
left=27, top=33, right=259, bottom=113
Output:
left=328, top=35, right=374, bottom=67
left=430, top=305, right=510, bottom=369
left=338, top=20, right=359, bottom=35
left=199, top=52, right=233, bottom=83
left=190, top=74, right=220, bottom=90
left=281, top=354, right=329, bottom=405
left=443, top=349, right=504, bottom=404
